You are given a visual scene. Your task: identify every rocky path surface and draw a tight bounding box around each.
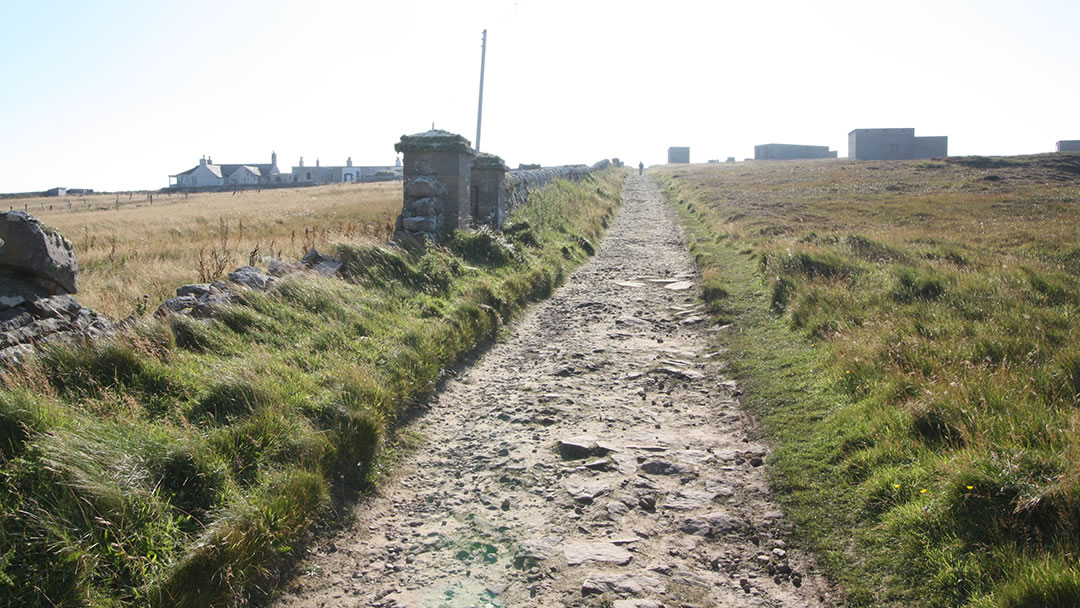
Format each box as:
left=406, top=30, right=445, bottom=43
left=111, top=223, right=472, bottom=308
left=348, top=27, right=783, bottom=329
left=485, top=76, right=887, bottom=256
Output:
left=274, top=175, right=829, bottom=608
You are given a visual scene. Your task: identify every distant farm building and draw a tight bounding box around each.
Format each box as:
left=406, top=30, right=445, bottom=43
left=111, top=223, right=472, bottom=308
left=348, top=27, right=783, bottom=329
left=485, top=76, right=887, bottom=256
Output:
left=668, top=147, right=690, bottom=164
left=1057, top=140, right=1080, bottom=152
left=754, top=143, right=837, bottom=161
left=290, top=157, right=402, bottom=184
left=848, top=128, right=947, bottom=160
left=170, top=152, right=282, bottom=188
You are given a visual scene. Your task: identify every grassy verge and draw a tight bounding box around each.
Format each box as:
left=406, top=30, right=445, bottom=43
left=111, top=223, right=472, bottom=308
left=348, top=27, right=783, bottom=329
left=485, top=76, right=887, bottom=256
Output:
left=655, top=154, right=1080, bottom=608
left=0, top=169, right=623, bottom=607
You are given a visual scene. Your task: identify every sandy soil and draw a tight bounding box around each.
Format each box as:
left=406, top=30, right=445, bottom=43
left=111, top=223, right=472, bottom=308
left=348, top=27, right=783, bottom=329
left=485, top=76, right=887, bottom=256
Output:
left=272, top=174, right=831, bottom=608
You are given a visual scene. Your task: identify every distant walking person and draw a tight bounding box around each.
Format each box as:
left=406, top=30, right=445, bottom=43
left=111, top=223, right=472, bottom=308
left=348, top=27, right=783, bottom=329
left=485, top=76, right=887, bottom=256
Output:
left=638, top=161, right=644, bottom=176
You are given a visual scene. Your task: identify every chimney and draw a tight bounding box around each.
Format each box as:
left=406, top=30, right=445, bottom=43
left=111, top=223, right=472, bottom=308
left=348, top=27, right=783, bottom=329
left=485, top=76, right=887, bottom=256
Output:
left=200, top=156, right=207, bottom=167
left=271, top=151, right=278, bottom=168
left=347, top=156, right=353, bottom=167
left=316, top=158, right=320, bottom=167
left=299, top=156, right=304, bottom=167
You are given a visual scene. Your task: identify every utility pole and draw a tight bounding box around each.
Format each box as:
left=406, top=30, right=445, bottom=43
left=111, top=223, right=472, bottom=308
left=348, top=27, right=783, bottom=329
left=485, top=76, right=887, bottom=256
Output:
left=475, top=29, right=487, bottom=152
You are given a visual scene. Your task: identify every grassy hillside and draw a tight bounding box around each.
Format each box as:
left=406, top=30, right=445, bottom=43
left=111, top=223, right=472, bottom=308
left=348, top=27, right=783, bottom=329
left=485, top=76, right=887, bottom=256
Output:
left=0, top=170, right=623, bottom=607
left=19, top=182, right=402, bottom=318
left=655, top=154, right=1080, bottom=608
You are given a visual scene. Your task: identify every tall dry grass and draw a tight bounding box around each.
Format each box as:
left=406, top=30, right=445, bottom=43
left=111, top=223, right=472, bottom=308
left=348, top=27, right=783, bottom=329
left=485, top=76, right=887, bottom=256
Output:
left=21, top=182, right=401, bottom=318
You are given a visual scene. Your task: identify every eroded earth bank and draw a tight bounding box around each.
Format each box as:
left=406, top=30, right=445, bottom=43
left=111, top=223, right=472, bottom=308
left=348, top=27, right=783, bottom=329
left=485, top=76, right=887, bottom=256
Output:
left=274, top=175, right=830, bottom=608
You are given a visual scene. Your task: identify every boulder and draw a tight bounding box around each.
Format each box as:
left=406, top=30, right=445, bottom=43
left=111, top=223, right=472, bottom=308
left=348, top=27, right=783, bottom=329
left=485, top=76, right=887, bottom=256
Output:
left=0, top=211, right=78, bottom=294
left=176, top=283, right=212, bottom=298
left=0, top=271, right=49, bottom=311
left=268, top=259, right=304, bottom=277
left=401, top=215, right=437, bottom=233
left=0, top=278, right=113, bottom=366
left=301, top=249, right=342, bottom=276
left=228, top=266, right=275, bottom=290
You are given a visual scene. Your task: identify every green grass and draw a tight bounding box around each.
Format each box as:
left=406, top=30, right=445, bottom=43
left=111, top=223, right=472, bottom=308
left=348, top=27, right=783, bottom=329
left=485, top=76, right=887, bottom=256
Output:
left=656, top=153, right=1080, bottom=608
left=0, top=169, right=623, bottom=607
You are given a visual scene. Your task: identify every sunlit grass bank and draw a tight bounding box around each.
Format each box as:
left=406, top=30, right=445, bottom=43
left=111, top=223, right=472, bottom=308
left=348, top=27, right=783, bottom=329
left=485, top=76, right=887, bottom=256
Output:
left=656, top=154, right=1080, bottom=608
left=0, top=170, right=623, bottom=607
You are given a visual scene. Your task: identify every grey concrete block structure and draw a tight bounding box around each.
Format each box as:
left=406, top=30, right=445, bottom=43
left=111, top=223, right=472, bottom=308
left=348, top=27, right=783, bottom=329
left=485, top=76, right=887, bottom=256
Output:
left=668, top=147, right=690, bottom=164
left=754, top=143, right=837, bottom=160
left=848, top=128, right=947, bottom=160
left=394, top=130, right=476, bottom=245
left=471, top=153, right=508, bottom=229
left=1057, top=140, right=1080, bottom=152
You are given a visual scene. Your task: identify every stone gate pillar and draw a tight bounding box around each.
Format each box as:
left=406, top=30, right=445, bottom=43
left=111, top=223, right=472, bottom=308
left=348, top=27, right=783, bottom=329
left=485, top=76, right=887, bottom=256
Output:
left=471, top=153, right=508, bottom=229
left=393, top=130, right=476, bottom=245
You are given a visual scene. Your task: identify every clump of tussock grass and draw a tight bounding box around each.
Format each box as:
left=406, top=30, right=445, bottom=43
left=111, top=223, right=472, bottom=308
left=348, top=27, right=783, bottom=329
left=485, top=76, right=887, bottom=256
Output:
left=450, top=226, right=521, bottom=266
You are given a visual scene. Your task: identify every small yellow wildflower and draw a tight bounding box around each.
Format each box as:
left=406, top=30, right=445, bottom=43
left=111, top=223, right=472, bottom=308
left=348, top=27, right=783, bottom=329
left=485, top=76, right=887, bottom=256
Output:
left=893, top=484, right=900, bottom=489
left=966, top=485, right=974, bottom=490
left=920, top=488, right=928, bottom=494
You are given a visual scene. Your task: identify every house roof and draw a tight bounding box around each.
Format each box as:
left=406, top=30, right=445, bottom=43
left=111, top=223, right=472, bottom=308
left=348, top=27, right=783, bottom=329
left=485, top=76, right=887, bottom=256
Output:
left=219, top=161, right=276, bottom=176
left=174, top=162, right=277, bottom=179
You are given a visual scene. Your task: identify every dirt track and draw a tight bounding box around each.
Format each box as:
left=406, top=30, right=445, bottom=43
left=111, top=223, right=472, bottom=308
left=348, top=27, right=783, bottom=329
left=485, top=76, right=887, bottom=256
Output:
left=273, top=174, right=829, bottom=607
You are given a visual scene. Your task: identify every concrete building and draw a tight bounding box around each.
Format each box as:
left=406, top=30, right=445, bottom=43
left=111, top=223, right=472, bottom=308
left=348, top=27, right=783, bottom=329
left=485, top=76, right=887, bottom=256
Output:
left=668, top=147, right=690, bottom=164
left=170, top=152, right=282, bottom=187
left=848, top=129, right=947, bottom=160
left=1057, top=141, right=1080, bottom=152
left=754, top=143, right=837, bottom=161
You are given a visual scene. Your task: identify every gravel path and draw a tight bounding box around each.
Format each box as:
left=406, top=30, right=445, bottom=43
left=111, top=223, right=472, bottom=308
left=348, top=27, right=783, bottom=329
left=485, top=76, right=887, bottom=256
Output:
left=273, top=175, right=829, bottom=608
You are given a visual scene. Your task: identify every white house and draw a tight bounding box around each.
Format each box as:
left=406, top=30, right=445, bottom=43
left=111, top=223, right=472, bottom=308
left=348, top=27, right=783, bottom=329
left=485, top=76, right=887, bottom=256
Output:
left=170, top=152, right=281, bottom=187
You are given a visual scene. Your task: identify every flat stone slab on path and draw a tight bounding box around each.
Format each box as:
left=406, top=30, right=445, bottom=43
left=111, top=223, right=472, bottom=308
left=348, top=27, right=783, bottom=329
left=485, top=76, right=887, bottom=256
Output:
left=564, top=542, right=634, bottom=565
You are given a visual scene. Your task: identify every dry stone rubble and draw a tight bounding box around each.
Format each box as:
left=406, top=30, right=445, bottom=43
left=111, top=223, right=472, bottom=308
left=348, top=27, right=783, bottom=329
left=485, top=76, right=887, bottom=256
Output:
left=0, top=211, right=112, bottom=365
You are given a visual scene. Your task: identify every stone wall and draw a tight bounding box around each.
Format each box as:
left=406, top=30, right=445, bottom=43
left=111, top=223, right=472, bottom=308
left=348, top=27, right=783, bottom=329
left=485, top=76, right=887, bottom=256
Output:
left=504, top=164, right=591, bottom=214
left=0, top=211, right=112, bottom=365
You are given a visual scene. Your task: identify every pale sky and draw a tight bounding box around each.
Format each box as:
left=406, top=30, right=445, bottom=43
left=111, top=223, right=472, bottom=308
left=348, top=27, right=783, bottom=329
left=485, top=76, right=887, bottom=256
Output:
left=1, top=0, right=1078, bottom=192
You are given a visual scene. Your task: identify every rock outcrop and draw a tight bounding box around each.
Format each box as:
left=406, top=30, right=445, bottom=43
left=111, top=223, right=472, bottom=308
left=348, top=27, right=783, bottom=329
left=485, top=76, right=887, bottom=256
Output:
left=160, top=248, right=342, bottom=318
left=0, top=210, right=79, bottom=295
left=0, top=212, right=111, bottom=365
